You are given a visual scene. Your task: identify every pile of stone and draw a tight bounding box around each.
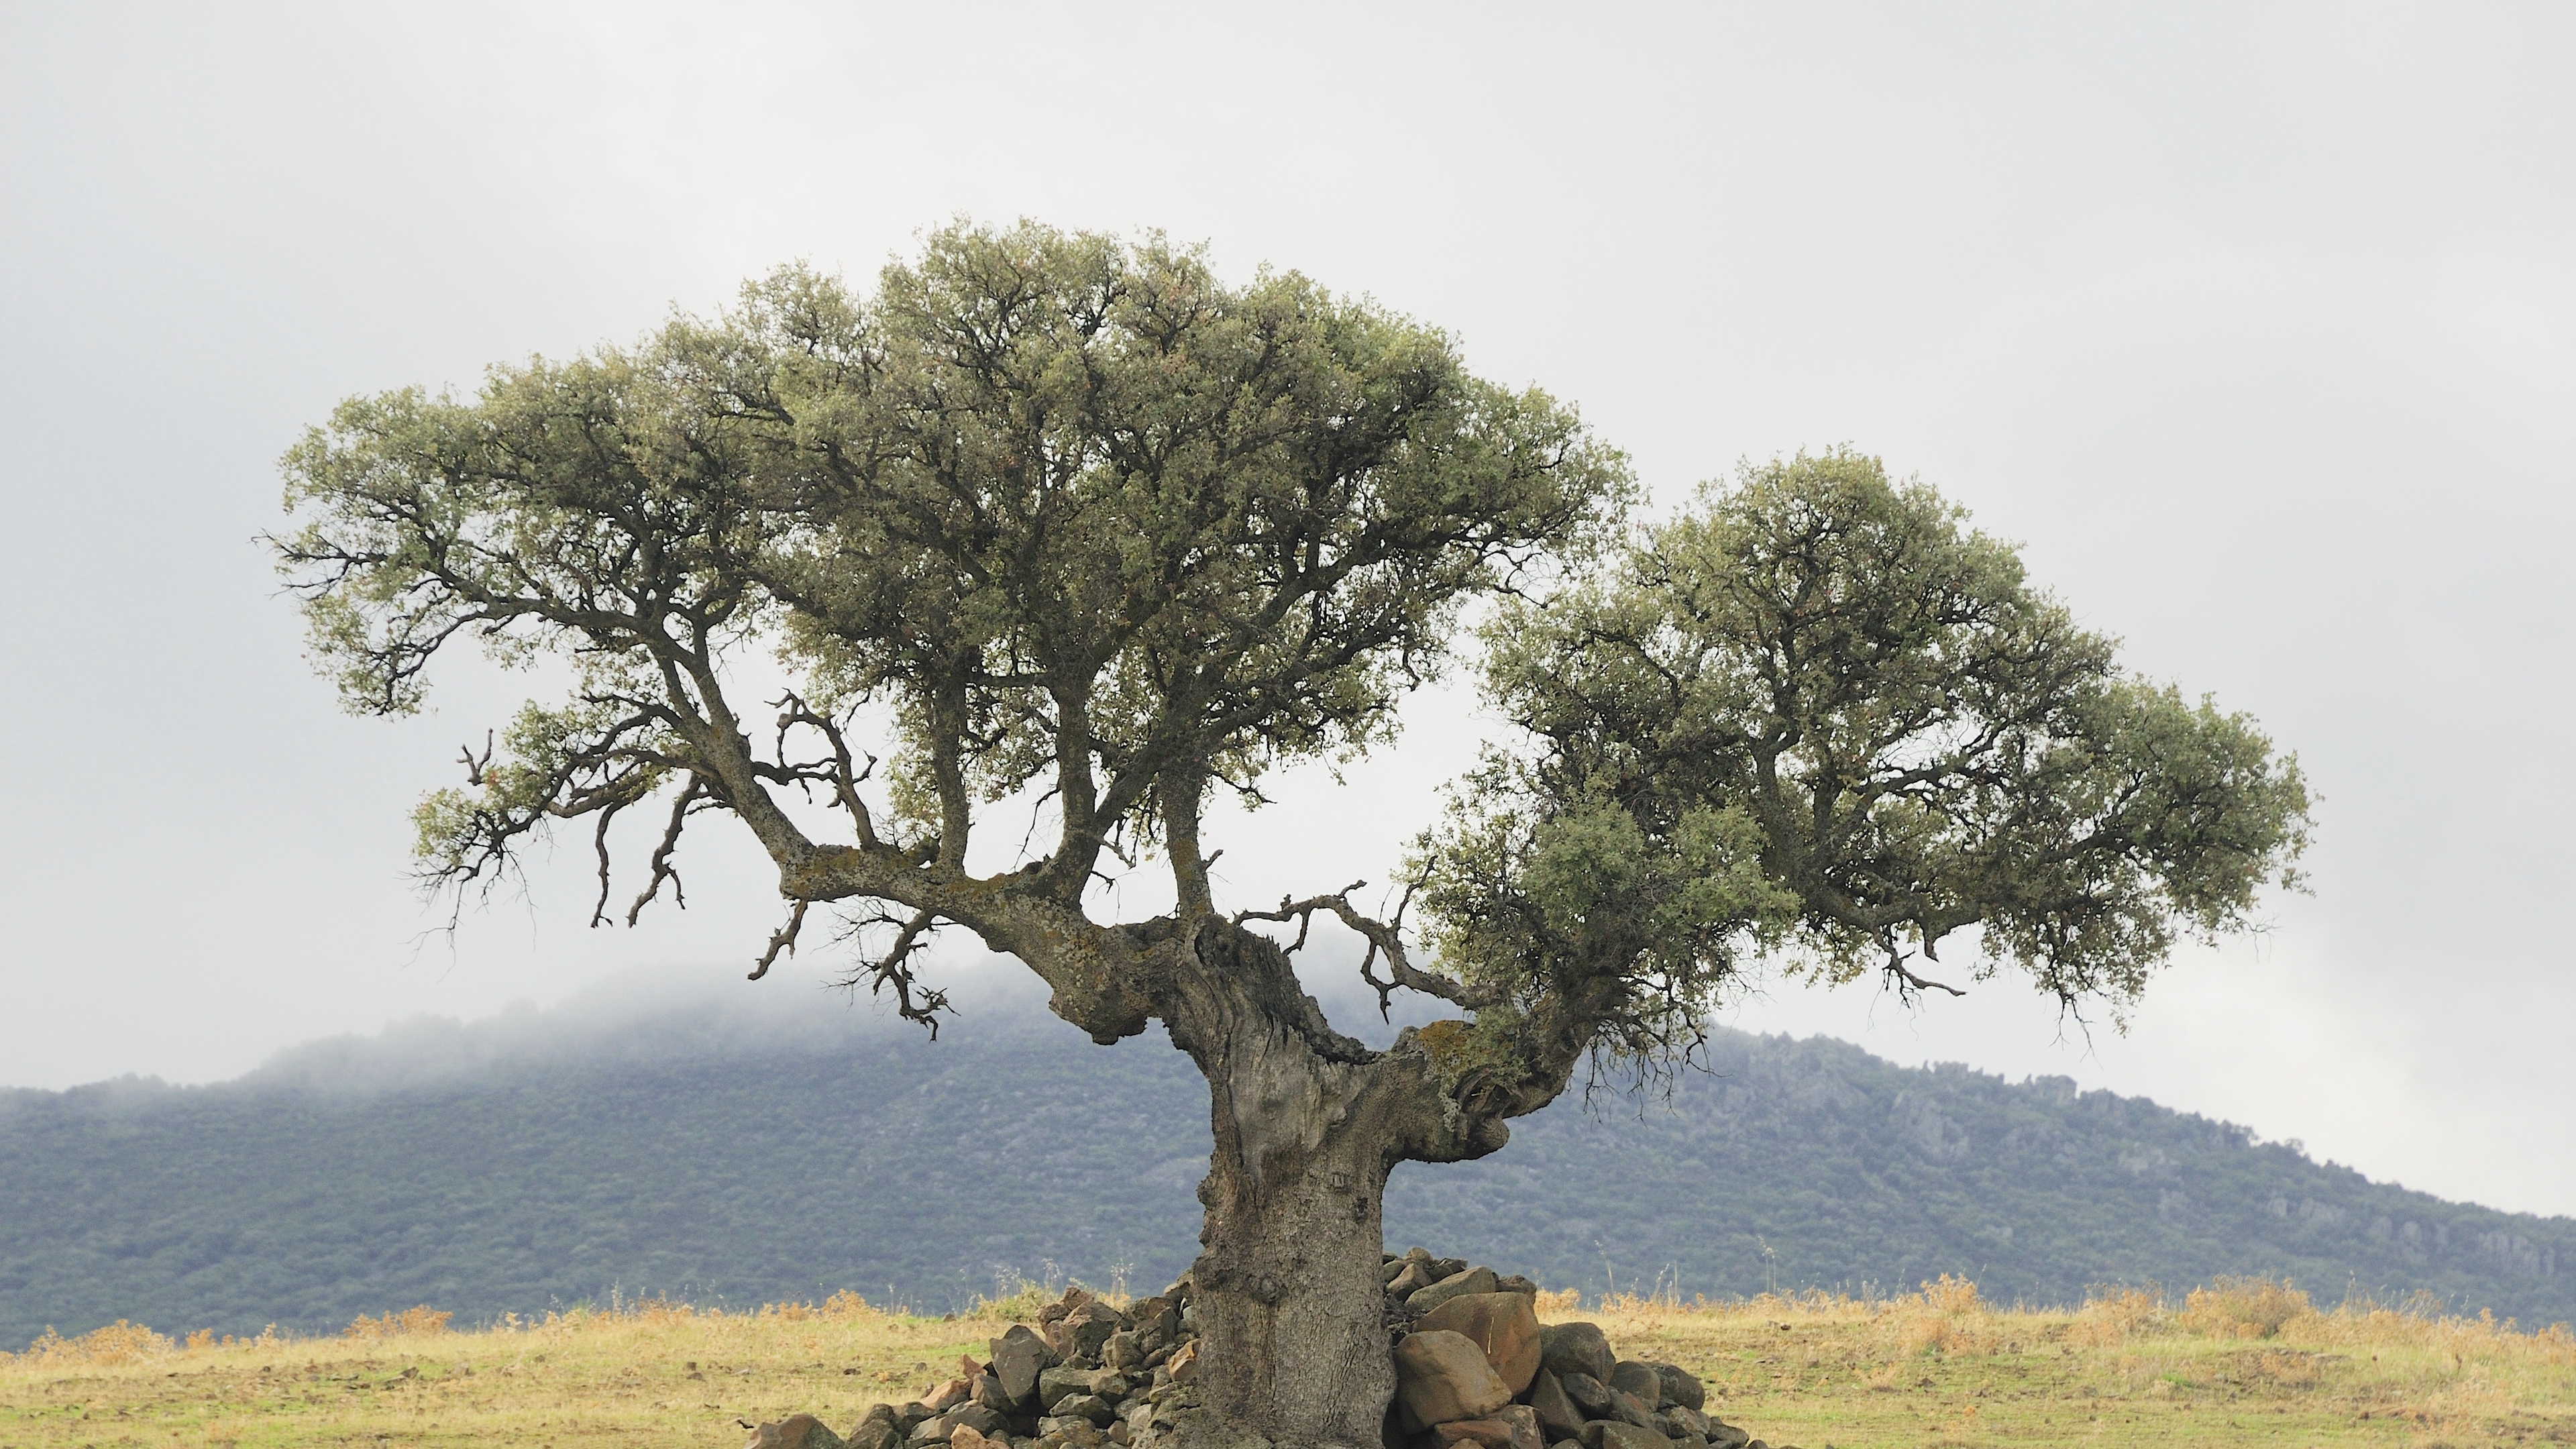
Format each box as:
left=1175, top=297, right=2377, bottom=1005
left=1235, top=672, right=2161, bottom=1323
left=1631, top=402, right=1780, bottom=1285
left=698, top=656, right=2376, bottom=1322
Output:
left=747, top=1249, right=1791, bottom=1449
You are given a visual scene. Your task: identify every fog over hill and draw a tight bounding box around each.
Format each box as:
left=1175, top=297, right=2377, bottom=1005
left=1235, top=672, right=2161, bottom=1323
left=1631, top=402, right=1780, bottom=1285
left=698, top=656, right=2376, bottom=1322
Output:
left=2, top=972, right=2565, bottom=1348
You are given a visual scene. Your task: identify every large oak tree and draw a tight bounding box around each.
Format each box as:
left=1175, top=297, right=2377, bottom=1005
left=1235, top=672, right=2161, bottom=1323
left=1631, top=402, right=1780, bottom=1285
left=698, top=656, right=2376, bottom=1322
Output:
left=277, top=223, right=2309, bottom=1449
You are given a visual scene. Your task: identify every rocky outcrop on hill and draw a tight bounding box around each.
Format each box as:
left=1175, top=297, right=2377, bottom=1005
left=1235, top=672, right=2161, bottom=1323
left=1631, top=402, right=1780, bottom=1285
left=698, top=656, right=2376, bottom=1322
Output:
left=746, top=1251, right=1796, bottom=1449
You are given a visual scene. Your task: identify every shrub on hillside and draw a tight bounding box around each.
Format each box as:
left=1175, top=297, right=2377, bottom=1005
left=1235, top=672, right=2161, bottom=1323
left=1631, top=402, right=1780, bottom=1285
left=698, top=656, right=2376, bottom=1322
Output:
left=343, top=1306, right=452, bottom=1339
left=2180, top=1277, right=2312, bottom=1339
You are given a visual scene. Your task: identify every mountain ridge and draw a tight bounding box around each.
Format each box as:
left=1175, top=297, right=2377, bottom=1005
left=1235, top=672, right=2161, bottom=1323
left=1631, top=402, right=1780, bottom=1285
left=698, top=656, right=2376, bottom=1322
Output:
left=1, top=990, right=2565, bottom=1347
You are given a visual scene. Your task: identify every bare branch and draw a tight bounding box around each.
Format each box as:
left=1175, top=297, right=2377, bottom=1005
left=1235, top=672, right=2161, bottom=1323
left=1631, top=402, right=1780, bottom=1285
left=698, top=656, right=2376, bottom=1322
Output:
left=829, top=906, right=952, bottom=1036
left=749, top=898, right=808, bottom=981
left=625, top=776, right=708, bottom=926
left=1237, top=879, right=1499, bottom=1020
left=1881, top=943, right=1967, bottom=1000
left=770, top=693, right=881, bottom=849
left=459, top=731, right=494, bottom=786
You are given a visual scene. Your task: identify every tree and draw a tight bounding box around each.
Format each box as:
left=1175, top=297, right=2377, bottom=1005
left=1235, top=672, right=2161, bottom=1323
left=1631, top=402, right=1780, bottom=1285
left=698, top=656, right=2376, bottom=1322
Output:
left=276, top=224, right=2309, bottom=1449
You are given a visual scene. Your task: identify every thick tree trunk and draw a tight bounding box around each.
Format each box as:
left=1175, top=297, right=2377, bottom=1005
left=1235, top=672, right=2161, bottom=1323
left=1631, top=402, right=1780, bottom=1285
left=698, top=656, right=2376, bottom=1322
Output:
left=1189, top=1043, right=1399, bottom=1448
left=1145, top=918, right=1572, bottom=1449
left=1154, top=920, right=1412, bottom=1449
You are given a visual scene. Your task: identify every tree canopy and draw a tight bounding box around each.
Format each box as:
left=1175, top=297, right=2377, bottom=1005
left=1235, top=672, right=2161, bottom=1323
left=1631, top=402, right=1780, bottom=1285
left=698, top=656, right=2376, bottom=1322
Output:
left=1422, top=449, right=2310, bottom=1079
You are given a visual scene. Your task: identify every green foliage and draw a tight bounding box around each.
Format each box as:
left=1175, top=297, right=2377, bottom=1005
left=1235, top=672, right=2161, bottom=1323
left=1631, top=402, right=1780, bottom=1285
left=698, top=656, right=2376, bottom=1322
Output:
left=1426, top=449, right=2311, bottom=1045
left=274, top=220, right=1632, bottom=924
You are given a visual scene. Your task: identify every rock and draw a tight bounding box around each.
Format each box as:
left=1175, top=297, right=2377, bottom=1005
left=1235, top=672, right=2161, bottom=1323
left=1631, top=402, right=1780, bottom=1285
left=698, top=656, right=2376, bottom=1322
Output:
left=946, top=1430, right=991, bottom=1449
left=969, top=1371, right=1014, bottom=1415
left=1608, top=1362, right=1663, bottom=1409
left=1434, top=1258, right=1470, bottom=1280
left=847, top=1405, right=904, bottom=1449
left=747, top=1415, right=847, bottom=1449
left=1495, top=1275, right=1541, bottom=1297
left=1581, top=1423, right=1671, bottom=1449
left=1415, top=1291, right=1542, bottom=1395
left=1493, top=1404, right=1547, bottom=1449
left=1394, top=1328, right=1513, bottom=1430
left=1703, top=1421, right=1751, bottom=1449
left=920, top=1379, right=974, bottom=1415
left=1605, top=1388, right=1659, bottom=1431
left=1163, top=1342, right=1199, bottom=1385
left=1662, top=1405, right=1711, bottom=1441
left=1132, top=1299, right=1183, bottom=1352
left=1056, top=1393, right=1117, bottom=1427
left=1558, top=1372, right=1611, bottom=1417
left=1387, top=1260, right=1437, bottom=1297
left=930, top=1404, right=1004, bottom=1442
left=1538, top=1323, right=1615, bottom=1385
left=1104, top=1330, right=1147, bottom=1373
left=1525, top=1369, right=1586, bottom=1441
left=991, top=1324, right=1058, bottom=1408
left=1648, top=1364, right=1704, bottom=1413
left=1408, top=1267, right=1500, bottom=1314
left=1037, top=1366, right=1114, bottom=1411
left=1048, top=1301, right=1127, bottom=1367
left=1432, top=1407, right=1544, bottom=1449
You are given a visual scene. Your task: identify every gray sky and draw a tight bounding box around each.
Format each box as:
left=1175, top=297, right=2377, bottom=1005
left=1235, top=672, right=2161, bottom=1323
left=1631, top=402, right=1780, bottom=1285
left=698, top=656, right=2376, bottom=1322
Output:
left=4, top=4, right=2571, bottom=1217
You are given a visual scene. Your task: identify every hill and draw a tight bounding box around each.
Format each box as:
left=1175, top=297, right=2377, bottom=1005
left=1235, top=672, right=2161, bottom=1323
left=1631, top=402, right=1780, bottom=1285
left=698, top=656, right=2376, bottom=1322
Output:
left=1, top=987, right=2565, bottom=1346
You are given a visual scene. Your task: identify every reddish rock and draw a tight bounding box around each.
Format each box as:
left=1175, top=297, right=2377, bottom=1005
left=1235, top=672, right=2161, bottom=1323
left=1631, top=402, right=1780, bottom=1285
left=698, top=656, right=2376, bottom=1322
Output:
left=1395, top=1329, right=1513, bottom=1430
left=1433, top=1408, right=1543, bottom=1449
left=1415, top=1291, right=1542, bottom=1395
left=918, top=1378, right=972, bottom=1415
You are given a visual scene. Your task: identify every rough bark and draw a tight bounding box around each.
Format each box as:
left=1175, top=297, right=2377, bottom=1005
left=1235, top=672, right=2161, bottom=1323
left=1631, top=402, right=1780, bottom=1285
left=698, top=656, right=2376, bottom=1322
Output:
left=1150, top=918, right=1561, bottom=1449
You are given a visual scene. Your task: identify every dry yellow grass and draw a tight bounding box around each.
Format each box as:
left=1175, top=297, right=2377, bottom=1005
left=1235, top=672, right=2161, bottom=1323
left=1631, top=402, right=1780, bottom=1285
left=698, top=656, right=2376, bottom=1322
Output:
left=3, top=1279, right=2571, bottom=1448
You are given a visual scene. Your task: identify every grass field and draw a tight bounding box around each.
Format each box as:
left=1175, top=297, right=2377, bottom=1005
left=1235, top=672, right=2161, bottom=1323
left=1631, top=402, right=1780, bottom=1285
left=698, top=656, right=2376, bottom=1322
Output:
left=4, top=1279, right=2570, bottom=1449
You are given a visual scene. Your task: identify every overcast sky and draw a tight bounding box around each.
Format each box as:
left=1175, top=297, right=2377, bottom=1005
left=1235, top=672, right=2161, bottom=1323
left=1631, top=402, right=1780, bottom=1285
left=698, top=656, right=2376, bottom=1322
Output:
left=4, top=4, right=2571, bottom=1219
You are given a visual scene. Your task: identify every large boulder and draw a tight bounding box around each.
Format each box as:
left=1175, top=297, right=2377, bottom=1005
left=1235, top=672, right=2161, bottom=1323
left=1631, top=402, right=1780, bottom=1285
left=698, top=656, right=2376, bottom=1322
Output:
left=1047, top=1301, right=1127, bottom=1366
left=989, top=1324, right=1057, bottom=1409
left=1558, top=1372, right=1612, bottom=1418
left=1409, top=1267, right=1500, bottom=1315
left=1037, top=1366, right=1126, bottom=1411
left=1603, top=1387, right=1660, bottom=1432
left=909, top=1404, right=1004, bottom=1444
left=917, top=1379, right=973, bottom=1415
left=1414, top=1292, right=1541, bottom=1395
left=967, top=1371, right=1013, bottom=1416
left=1648, top=1362, right=1704, bottom=1413
left=845, top=1405, right=902, bottom=1449
left=1394, top=1329, right=1513, bottom=1430
left=1538, top=1322, right=1615, bottom=1385
left=1525, top=1369, right=1586, bottom=1442
left=1053, top=1393, right=1118, bottom=1427
left=1432, top=1405, right=1544, bottom=1449
left=1582, top=1423, right=1670, bottom=1449
left=1607, top=1361, right=1663, bottom=1409
left=747, top=1415, right=847, bottom=1449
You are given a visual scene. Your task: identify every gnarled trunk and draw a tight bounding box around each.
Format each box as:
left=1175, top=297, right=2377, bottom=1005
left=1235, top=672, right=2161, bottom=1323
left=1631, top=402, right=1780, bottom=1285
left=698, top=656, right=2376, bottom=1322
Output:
left=1152, top=919, right=1540, bottom=1449
left=1189, top=1034, right=1400, bottom=1448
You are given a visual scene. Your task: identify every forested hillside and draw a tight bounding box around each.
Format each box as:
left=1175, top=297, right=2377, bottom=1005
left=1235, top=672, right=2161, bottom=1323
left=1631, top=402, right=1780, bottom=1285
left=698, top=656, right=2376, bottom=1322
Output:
left=1, top=996, right=2564, bottom=1348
